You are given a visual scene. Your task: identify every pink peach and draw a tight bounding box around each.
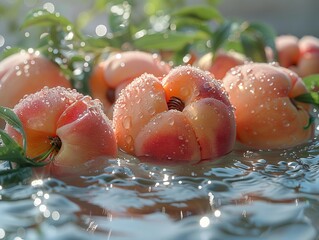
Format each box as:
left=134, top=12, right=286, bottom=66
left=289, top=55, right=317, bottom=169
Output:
left=5, top=86, right=117, bottom=175
left=113, top=65, right=236, bottom=163
left=223, top=62, right=313, bottom=149
left=0, top=50, right=71, bottom=128
left=196, top=50, right=247, bottom=80
left=89, top=51, right=170, bottom=117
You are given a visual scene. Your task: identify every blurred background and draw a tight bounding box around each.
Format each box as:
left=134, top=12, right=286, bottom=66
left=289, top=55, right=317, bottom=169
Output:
left=0, top=0, right=318, bottom=52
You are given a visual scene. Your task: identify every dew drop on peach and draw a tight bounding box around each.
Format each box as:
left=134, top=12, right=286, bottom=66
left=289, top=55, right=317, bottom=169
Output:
left=122, top=116, right=132, bottom=130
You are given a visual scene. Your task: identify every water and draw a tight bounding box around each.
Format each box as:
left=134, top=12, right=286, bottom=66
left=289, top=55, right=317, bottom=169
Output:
left=1, top=140, right=319, bottom=240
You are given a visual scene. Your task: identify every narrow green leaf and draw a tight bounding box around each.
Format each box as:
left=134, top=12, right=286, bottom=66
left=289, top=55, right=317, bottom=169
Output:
left=211, top=21, right=239, bottom=53
left=302, top=74, right=319, bottom=91
left=173, top=17, right=213, bottom=35
left=0, top=47, right=23, bottom=61
left=85, top=36, right=112, bottom=49
left=246, top=22, right=277, bottom=61
left=294, top=92, right=319, bottom=107
left=172, top=5, right=223, bottom=22
left=240, top=32, right=268, bottom=62
left=133, top=31, right=205, bottom=51
left=0, top=107, right=26, bottom=152
left=0, top=130, right=26, bottom=163
left=304, top=115, right=315, bottom=130
left=20, top=9, right=72, bottom=29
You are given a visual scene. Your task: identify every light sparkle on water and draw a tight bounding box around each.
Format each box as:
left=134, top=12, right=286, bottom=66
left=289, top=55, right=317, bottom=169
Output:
left=199, top=216, right=210, bottom=228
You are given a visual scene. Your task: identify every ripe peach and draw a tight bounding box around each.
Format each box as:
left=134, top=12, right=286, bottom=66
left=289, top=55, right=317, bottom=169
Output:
left=275, top=35, right=300, bottom=68
left=4, top=86, right=117, bottom=175
left=0, top=50, right=71, bottom=128
left=196, top=50, right=247, bottom=80
left=273, top=35, right=319, bottom=77
left=297, top=35, right=319, bottom=77
left=113, top=65, right=236, bottom=163
left=222, top=62, right=313, bottom=149
left=89, top=51, right=171, bottom=117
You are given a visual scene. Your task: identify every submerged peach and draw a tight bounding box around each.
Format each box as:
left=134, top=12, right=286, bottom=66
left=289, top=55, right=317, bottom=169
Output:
left=113, top=65, right=236, bottom=163
left=5, top=86, right=117, bottom=175
left=89, top=51, right=170, bottom=117
left=223, top=62, right=313, bottom=149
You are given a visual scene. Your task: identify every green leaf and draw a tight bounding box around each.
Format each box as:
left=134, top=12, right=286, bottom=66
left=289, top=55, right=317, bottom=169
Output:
left=0, top=130, right=26, bottom=163
left=85, top=36, right=112, bottom=49
left=0, top=107, right=26, bottom=152
left=172, top=5, right=223, bottom=22
left=246, top=22, right=277, bottom=61
left=133, top=31, right=205, bottom=51
left=173, top=17, right=213, bottom=35
left=302, top=74, right=319, bottom=91
left=20, top=9, right=72, bottom=29
left=294, top=92, right=319, bottom=108
left=211, top=21, right=239, bottom=53
left=0, top=47, right=23, bottom=61
left=240, top=32, right=268, bottom=62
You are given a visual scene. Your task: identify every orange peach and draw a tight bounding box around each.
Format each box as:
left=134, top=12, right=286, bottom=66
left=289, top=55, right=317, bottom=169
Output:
left=0, top=50, right=71, bottom=128
left=89, top=51, right=170, bottom=117
left=297, top=35, right=319, bottom=77
left=275, top=35, right=300, bottom=68
left=222, top=62, right=313, bottom=149
left=273, top=35, right=319, bottom=77
left=113, top=65, right=236, bottom=163
left=196, top=50, right=247, bottom=80
left=5, top=86, right=117, bottom=175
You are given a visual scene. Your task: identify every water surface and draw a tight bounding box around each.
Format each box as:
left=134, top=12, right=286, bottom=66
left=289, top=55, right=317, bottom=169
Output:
left=1, top=140, right=319, bottom=240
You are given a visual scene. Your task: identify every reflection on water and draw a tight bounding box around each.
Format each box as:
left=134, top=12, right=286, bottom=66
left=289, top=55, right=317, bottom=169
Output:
left=1, top=140, right=319, bottom=240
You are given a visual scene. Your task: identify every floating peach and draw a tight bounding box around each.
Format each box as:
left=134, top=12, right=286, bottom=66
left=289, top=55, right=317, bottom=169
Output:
left=113, top=65, right=236, bottom=163
left=4, top=86, right=117, bottom=175
left=89, top=51, right=170, bottom=117
left=222, top=62, right=313, bottom=149
left=196, top=50, right=247, bottom=80
left=0, top=50, right=71, bottom=128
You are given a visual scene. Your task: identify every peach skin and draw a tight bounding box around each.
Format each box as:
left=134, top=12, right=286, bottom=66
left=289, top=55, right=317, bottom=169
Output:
left=297, top=35, right=319, bottom=77
left=275, top=35, right=300, bottom=68
left=196, top=50, right=247, bottom=80
left=222, top=62, right=314, bottom=149
left=273, top=35, right=319, bottom=77
left=89, top=50, right=170, bottom=117
left=0, top=50, right=71, bottom=128
left=113, top=65, right=236, bottom=163
left=4, top=86, right=117, bottom=175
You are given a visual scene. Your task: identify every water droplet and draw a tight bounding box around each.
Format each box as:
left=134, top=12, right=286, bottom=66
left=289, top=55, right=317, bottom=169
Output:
left=125, top=135, right=133, bottom=144
left=122, top=116, right=132, bottom=129
left=168, top=118, right=175, bottom=126
left=180, top=87, right=190, bottom=97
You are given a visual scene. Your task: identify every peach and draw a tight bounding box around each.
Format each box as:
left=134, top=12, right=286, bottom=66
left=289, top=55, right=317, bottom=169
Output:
left=113, top=65, right=236, bottom=163
left=196, top=50, right=247, bottom=80
left=297, top=35, right=319, bottom=77
left=273, top=35, right=319, bottom=77
left=222, top=62, right=314, bottom=149
left=275, top=35, right=300, bottom=68
left=4, top=86, right=117, bottom=175
left=89, top=51, right=170, bottom=117
left=0, top=50, right=71, bottom=128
